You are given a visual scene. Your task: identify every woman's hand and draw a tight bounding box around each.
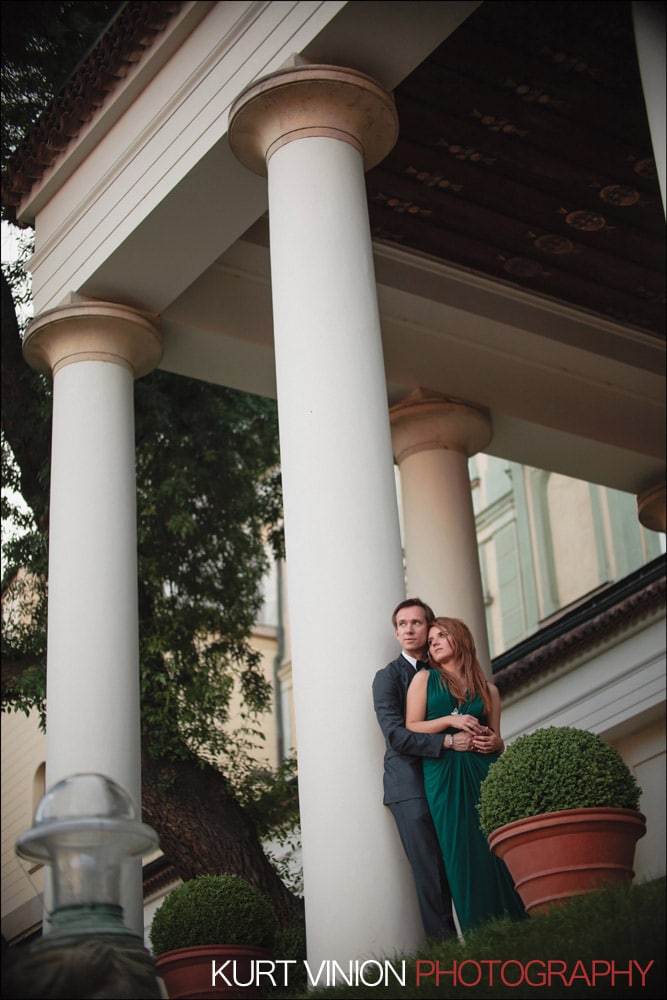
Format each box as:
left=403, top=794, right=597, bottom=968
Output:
left=451, top=713, right=485, bottom=735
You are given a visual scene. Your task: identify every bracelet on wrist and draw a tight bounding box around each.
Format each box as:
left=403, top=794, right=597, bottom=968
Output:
left=448, top=733, right=454, bottom=749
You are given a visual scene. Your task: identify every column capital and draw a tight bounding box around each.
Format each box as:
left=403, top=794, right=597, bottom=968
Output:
left=23, top=297, right=162, bottom=378
left=390, top=389, right=492, bottom=463
left=228, top=62, right=398, bottom=176
left=637, top=480, right=666, bottom=533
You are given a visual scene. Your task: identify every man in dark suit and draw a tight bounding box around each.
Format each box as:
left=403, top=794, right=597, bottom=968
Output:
left=372, top=597, right=456, bottom=940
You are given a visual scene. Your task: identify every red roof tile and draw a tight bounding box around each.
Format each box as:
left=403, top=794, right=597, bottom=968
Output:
left=2, top=1, right=182, bottom=222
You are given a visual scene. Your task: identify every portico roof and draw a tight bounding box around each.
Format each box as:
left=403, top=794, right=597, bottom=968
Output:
left=4, top=0, right=665, bottom=495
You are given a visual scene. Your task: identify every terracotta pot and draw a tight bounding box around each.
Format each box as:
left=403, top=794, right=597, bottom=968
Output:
left=155, top=944, right=274, bottom=999
left=488, top=807, right=646, bottom=915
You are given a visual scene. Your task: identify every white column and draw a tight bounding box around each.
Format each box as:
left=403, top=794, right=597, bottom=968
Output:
left=391, top=390, right=493, bottom=675
left=632, top=1, right=666, bottom=214
left=230, top=66, right=424, bottom=967
left=23, top=299, right=162, bottom=934
left=631, top=4, right=665, bottom=534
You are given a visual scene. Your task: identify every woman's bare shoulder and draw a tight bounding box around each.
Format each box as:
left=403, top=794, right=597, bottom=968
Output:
left=409, top=667, right=430, bottom=688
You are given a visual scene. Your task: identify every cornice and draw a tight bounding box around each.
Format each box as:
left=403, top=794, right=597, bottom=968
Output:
left=494, top=563, right=666, bottom=698
left=2, top=2, right=185, bottom=222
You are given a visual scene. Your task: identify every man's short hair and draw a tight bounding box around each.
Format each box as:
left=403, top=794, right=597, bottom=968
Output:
left=391, top=597, right=435, bottom=629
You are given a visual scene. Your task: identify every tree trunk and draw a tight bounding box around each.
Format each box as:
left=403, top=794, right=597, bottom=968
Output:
left=141, top=745, right=303, bottom=930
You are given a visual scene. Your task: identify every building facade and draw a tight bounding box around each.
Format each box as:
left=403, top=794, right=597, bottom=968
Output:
left=2, top=0, right=664, bottom=968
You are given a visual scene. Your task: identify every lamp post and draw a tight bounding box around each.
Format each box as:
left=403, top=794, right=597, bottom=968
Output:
left=6, top=774, right=163, bottom=999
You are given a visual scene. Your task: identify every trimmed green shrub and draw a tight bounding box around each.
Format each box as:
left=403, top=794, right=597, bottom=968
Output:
left=149, top=874, right=277, bottom=955
left=274, top=925, right=307, bottom=992
left=478, top=726, right=642, bottom=837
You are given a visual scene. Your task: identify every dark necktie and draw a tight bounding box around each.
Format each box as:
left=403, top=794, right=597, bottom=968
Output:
left=416, top=660, right=430, bottom=670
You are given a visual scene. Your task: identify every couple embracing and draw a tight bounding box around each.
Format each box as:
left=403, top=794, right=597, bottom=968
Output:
left=372, top=598, right=525, bottom=937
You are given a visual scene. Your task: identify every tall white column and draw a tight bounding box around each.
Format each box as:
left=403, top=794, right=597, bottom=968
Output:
left=391, top=390, right=493, bottom=675
left=229, top=66, right=424, bottom=966
left=631, top=4, right=665, bottom=534
left=632, top=1, right=666, bottom=214
left=23, top=299, right=162, bottom=934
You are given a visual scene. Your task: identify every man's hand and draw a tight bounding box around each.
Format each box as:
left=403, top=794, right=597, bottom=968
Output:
left=472, top=727, right=503, bottom=754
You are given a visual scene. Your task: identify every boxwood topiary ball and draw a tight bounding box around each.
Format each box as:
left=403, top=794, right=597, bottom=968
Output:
left=150, top=874, right=277, bottom=955
left=477, top=726, right=642, bottom=838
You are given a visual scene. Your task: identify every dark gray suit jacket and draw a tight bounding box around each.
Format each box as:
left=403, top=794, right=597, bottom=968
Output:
left=372, top=654, right=444, bottom=804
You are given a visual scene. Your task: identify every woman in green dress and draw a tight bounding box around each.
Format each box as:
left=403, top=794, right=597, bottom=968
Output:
left=406, top=616, right=525, bottom=933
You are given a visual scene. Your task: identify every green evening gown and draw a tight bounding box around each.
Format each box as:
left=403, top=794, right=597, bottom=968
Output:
left=422, top=669, right=526, bottom=932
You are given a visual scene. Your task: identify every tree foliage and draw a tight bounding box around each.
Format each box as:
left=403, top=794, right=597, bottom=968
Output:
left=133, top=369, right=284, bottom=767
left=2, top=1, right=302, bottom=928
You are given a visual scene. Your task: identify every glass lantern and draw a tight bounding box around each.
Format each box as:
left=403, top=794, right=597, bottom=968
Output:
left=16, top=773, right=158, bottom=937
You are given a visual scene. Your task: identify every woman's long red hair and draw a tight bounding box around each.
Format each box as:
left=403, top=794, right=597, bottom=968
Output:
left=428, top=616, right=492, bottom=721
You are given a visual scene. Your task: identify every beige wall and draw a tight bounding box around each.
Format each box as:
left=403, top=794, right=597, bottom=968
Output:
left=1, top=709, right=46, bottom=943
left=613, top=718, right=666, bottom=883
left=547, top=474, right=599, bottom=605
left=223, top=625, right=282, bottom=771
